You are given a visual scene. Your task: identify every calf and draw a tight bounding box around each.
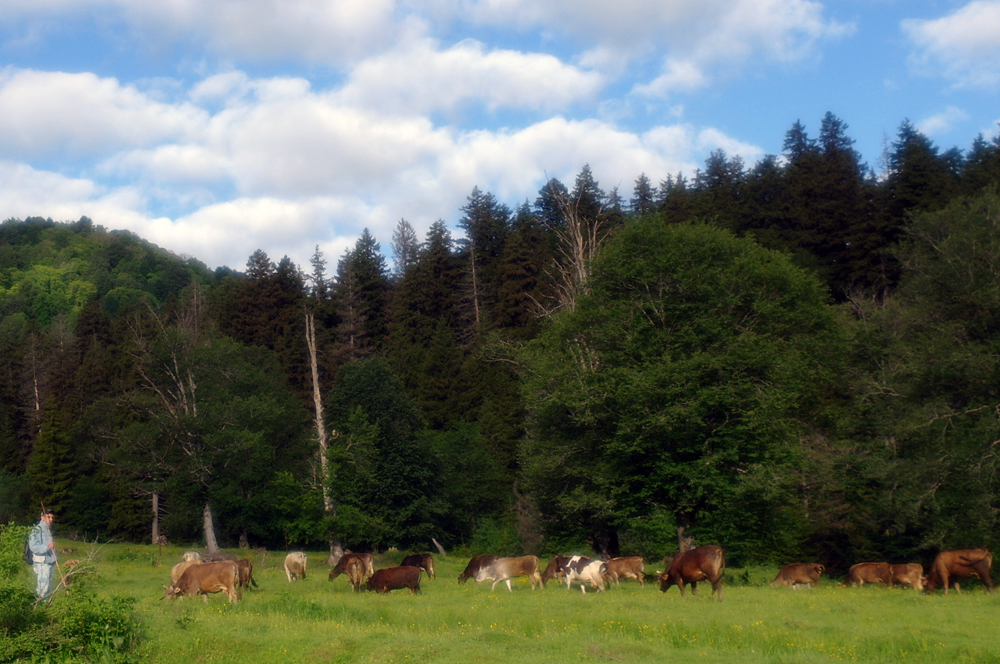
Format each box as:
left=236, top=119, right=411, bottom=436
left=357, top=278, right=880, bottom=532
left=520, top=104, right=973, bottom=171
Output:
left=603, top=557, right=645, bottom=587
left=401, top=553, right=436, bottom=579
left=367, top=566, right=422, bottom=594
left=890, top=563, right=924, bottom=591
left=659, top=545, right=726, bottom=601
left=541, top=555, right=572, bottom=587
left=235, top=559, right=258, bottom=589
left=458, top=555, right=499, bottom=584
left=284, top=551, right=308, bottom=582
left=164, top=561, right=241, bottom=603
left=925, top=549, right=993, bottom=595
left=847, top=562, right=893, bottom=588
left=474, top=555, right=543, bottom=591
left=564, top=556, right=606, bottom=593
left=771, top=563, right=824, bottom=588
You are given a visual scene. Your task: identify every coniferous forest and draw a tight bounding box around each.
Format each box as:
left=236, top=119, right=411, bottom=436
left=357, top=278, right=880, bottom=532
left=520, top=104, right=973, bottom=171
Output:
left=3, top=114, right=1000, bottom=571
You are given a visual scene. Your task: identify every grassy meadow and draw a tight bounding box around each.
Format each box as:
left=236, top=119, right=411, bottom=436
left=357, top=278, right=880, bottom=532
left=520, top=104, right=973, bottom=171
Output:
left=24, top=541, right=1000, bottom=663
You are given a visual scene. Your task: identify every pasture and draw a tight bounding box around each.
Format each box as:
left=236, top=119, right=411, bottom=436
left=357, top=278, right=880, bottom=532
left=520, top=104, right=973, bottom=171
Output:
left=31, top=542, right=1000, bottom=663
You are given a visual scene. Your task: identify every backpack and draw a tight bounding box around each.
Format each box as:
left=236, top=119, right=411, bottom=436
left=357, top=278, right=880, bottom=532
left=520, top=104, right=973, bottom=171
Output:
left=24, top=526, right=38, bottom=564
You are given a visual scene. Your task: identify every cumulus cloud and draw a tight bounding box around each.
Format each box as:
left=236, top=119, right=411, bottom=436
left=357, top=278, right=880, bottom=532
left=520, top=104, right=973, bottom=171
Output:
left=0, top=69, right=206, bottom=159
left=337, top=38, right=604, bottom=114
left=903, top=1, right=1000, bottom=88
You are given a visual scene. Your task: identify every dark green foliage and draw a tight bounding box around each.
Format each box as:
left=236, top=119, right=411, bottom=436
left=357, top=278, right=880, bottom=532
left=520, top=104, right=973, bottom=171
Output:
left=328, top=358, right=443, bottom=549
left=846, top=190, right=1000, bottom=554
left=521, top=221, right=845, bottom=562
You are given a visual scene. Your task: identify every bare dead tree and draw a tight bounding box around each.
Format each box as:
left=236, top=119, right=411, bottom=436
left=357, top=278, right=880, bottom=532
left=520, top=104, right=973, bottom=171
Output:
left=305, top=308, right=344, bottom=566
left=534, top=181, right=612, bottom=315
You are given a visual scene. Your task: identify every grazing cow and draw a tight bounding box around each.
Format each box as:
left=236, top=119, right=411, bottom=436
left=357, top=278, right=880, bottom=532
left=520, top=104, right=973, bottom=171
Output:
left=458, top=555, right=500, bottom=584
left=182, top=551, right=202, bottom=563
left=329, top=553, right=373, bottom=592
left=890, top=563, right=924, bottom=591
left=541, top=556, right=573, bottom=587
left=401, top=553, right=436, bottom=579
left=284, top=552, right=308, bottom=582
left=163, top=561, right=241, bottom=603
left=367, top=566, right=422, bottom=594
left=564, top=556, right=606, bottom=593
left=659, top=545, right=726, bottom=601
left=771, top=563, right=824, bottom=588
left=235, top=559, right=258, bottom=589
left=474, top=555, right=543, bottom=591
left=847, top=562, right=893, bottom=588
left=170, top=560, right=202, bottom=585
left=925, top=549, right=994, bottom=595
left=603, top=557, right=645, bottom=587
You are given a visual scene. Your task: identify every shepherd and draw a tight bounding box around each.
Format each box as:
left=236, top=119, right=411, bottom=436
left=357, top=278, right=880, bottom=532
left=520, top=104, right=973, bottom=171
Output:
left=28, top=508, right=58, bottom=600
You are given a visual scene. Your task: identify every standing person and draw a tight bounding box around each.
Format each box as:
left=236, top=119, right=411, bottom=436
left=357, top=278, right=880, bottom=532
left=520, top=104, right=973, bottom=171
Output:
left=28, top=509, right=57, bottom=599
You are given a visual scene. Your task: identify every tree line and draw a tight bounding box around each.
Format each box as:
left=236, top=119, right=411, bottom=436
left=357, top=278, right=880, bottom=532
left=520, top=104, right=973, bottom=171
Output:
left=2, top=113, right=1000, bottom=570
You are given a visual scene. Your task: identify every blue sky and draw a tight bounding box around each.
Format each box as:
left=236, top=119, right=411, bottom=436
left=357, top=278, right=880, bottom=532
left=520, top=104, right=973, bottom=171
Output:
left=1, top=0, right=998, bottom=271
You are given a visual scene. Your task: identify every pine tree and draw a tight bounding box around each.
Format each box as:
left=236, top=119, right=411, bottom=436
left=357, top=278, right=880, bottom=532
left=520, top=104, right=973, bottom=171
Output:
left=390, top=219, right=420, bottom=282
left=630, top=174, right=655, bottom=217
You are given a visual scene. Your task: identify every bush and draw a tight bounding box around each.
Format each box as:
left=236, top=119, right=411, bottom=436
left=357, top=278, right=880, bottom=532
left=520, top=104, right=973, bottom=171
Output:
left=0, top=522, right=31, bottom=582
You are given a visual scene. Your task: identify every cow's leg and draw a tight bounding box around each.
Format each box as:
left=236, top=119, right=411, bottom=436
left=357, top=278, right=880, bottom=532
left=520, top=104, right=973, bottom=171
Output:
left=505, top=578, right=513, bottom=592
left=713, top=578, right=723, bottom=601
left=954, top=581, right=961, bottom=594
left=677, top=579, right=686, bottom=597
left=689, top=581, right=697, bottom=596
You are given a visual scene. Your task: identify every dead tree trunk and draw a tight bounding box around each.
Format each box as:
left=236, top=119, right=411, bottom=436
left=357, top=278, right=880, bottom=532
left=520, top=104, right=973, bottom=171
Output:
left=151, top=492, right=160, bottom=545
left=306, top=310, right=343, bottom=566
left=203, top=503, right=219, bottom=554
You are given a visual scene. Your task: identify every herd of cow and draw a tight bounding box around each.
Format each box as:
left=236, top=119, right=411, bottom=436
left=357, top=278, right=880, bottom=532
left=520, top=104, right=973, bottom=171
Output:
left=160, top=544, right=994, bottom=604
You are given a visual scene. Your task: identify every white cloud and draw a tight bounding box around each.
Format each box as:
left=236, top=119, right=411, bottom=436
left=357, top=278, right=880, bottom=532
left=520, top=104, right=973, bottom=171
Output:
left=337, top=38, right=604, bottom=114
left=0, top=63, right=761, bottom=270
left=1, top=0, right=403, bottom=65
left=903, top=1, right=1000, bottom=88
left=0, top=69, right=205, bottom=159
left=0, top=160, right=149, bottom=226
left=917, top=106, right=971, bottom=137
left=460, top=0, right=851, bottom=96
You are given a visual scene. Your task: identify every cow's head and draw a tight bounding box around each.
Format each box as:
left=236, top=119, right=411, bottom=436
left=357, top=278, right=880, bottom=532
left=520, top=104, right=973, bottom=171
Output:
left=474, top=565, right=494, bottom=583
left=162, top=584, right=182, bottom=600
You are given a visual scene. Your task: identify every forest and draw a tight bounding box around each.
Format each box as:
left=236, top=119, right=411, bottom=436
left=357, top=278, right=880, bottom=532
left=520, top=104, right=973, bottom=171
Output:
left=2, top=112, right=1000, bottom=572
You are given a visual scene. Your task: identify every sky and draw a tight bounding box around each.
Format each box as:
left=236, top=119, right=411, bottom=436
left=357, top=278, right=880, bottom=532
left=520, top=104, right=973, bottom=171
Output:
left=1, top=0, right=999, bottom=272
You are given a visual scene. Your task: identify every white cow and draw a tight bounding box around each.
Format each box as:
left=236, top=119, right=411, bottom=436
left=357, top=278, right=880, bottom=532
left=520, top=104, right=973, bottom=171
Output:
left=284, top=551, right=308, bottom=581
left=564, top=555, right=606, bottom=593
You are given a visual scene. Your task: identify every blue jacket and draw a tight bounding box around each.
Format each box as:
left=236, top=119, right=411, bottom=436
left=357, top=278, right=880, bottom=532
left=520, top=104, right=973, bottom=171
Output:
left=28, top=520, right=56, bottom=564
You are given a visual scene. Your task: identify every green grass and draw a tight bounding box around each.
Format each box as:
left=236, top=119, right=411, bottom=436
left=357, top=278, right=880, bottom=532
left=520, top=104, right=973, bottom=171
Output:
left=22, top=542, right=1000, bottom=663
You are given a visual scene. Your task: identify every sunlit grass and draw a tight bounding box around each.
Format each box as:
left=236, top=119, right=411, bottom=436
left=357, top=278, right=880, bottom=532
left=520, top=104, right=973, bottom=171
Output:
left=41, top=542, right=1000, bottom=663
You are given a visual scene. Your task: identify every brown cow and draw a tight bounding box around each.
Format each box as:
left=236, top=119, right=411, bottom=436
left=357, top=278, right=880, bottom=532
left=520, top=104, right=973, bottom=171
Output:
left=367, top=566, right=422, bottom=594
left=541, top=555, right=573, bottom=587
left=329, top=553, right=374, bottom=590
left=925, top=549, right=994, bottom=595
left=771, top=563, right=824, bottom=588
left=458, top=555, right=499, bottom=584
left=284, top=552, right=308, bottom=581
left=659, top=545, right=726, bottom=601
left=235, top=559, right=258, bottom=589
left=164, top=561, right=241, bottom=603
left=890, top=563, right=924, bottom=591
left=170, top=560, right=202, bottom=585
left=474, top=555, right=543, bottom=591
left=847, top=562, right=893, bottom=587
left=401, top=553, right=436, bottom=579
left=603, top=557, right=645, bottom=587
